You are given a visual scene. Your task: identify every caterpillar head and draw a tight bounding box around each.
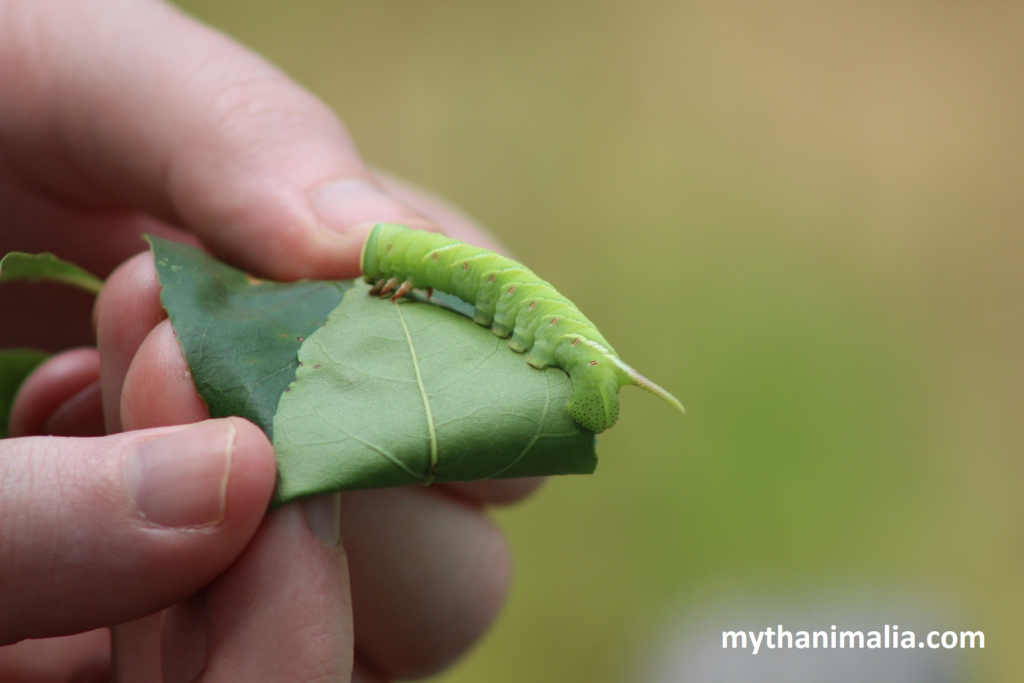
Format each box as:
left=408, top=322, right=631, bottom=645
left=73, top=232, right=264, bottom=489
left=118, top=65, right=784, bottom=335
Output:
left=360, top=223, right=409, bottom=281
left=567, top=376, right=620, bottom=433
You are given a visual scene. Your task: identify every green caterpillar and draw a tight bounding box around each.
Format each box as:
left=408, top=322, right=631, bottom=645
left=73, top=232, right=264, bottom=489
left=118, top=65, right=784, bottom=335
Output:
left=360, top=223, right=684, bottom=433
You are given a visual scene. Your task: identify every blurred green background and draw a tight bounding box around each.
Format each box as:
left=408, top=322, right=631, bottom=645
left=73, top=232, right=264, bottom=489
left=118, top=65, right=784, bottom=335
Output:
left=175, top=1, right=1023, bottom=680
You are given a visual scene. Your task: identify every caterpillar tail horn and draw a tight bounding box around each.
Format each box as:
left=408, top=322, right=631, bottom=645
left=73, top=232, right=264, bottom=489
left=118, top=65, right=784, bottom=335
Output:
left=610, top=357, right=686, bottom=415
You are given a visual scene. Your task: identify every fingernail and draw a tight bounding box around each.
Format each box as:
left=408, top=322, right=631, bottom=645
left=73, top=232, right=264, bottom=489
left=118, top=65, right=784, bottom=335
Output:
left=301, top=493, right=342, bottom=546
left=310, top=178, right=419, bottom=234
left=125, top=420, right=234, bottom=528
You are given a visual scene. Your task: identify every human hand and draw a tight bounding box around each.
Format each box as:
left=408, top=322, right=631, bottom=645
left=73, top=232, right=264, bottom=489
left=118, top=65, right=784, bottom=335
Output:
left=0, top=0, right=536, bottom=680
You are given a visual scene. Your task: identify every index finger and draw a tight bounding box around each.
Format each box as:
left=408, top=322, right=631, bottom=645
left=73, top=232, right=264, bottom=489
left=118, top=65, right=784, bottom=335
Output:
left=0, top=0, right=427, bottom=280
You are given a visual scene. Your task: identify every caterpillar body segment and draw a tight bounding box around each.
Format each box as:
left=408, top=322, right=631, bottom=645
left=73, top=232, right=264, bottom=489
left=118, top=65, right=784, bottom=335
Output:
left=361, top=223, right=684, bottom=432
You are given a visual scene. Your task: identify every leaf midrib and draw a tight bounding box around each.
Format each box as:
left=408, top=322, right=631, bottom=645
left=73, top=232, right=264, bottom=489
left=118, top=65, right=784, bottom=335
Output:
left=395, top=302, right=439, bottom=484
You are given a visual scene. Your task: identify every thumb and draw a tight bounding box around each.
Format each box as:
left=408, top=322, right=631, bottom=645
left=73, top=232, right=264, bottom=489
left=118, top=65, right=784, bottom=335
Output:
left=0, top=417, right=276, bottom=644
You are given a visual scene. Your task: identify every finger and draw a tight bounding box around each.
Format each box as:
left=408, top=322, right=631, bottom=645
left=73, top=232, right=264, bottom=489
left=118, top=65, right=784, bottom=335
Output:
left=0, top=629, right=111, bottom=682
left=340, top=488, right=510, bottom=680
left=0, top=417, right=276, bottom=643
left=8, top=348, right=100, bottom=437
left=119, top=319, right=211, bottom=431
left=111, top=613, right=163, bottom=683
left=43, top=380, right=105, bottom=437
left=438, top=477, right=545, bottom=506
left=352, top=657, right=389, bottom=683
left=157, top=497, right=352, bottom=683
left=1, top=0, right=433, bottom=280
left=95, top=251, right=168, bottom=433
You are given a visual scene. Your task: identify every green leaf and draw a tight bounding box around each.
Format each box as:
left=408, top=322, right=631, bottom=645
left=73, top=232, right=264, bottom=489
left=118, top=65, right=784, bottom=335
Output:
left=0, top=252, right=103, bottom=294
left=148, top=236, right=347, bottom=437
left=0, top=349, right=50, bottom=439
left=147, top=237, right=597, bottom=506
left=271, top=283, right=597, bottom=504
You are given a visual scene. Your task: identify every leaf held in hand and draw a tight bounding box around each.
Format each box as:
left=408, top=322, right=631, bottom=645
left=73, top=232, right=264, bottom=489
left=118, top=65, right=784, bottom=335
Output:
left=148, top=236, right=347, bottom=437
left=147, top=237, right=596, bottom=505
left=271, top=283, right=597, bottom=504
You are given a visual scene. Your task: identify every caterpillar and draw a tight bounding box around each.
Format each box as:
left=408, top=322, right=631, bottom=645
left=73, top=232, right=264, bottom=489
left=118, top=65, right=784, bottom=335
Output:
left=360, top=223, right=684, bottom=433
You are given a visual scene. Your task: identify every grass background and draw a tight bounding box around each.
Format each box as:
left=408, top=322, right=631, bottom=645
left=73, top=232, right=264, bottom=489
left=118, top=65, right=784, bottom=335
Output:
left=174, top=1, right=1024, bottom=680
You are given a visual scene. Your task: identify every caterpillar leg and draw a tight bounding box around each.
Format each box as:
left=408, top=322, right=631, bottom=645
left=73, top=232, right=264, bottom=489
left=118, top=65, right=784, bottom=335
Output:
left=491, top=309, right=517, bottom=339
left=508, top=309, right=539, bottom=353
left=526, top=343, right=555, bottom=369
left=507, top=331, right=530, bottom=353
left=368, top=279, right=386, bottom=295
left=378, top=278, right=399, bottom=296
left=491, top=321, right=513, bottom=338
left=472, top=308, right=493, bottom=327
left=390, top=281, right=414, bottom=301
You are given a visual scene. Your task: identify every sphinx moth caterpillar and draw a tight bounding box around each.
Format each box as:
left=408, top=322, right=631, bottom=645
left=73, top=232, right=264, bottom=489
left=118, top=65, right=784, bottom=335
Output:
left=360, top=223, right=684, bottom=433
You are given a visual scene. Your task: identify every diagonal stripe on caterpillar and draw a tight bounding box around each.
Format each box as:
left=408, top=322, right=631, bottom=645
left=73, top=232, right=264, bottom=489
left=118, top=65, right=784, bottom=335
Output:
left=360, top=223, right=684, bottom=433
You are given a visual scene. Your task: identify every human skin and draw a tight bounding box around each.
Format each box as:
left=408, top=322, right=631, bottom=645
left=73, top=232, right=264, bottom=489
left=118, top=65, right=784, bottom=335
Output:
left=0, top=0, right=539, bottom=680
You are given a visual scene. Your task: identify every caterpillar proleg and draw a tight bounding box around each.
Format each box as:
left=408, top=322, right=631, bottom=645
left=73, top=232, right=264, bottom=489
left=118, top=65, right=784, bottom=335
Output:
left=360, top=223, right=684, bottom=433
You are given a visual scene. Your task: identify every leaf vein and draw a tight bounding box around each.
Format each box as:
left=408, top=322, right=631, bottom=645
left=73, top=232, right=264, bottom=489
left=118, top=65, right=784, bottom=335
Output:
left=485, top=371, right=552, bottom=479
left=395, top=302, right=439, bottom=484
